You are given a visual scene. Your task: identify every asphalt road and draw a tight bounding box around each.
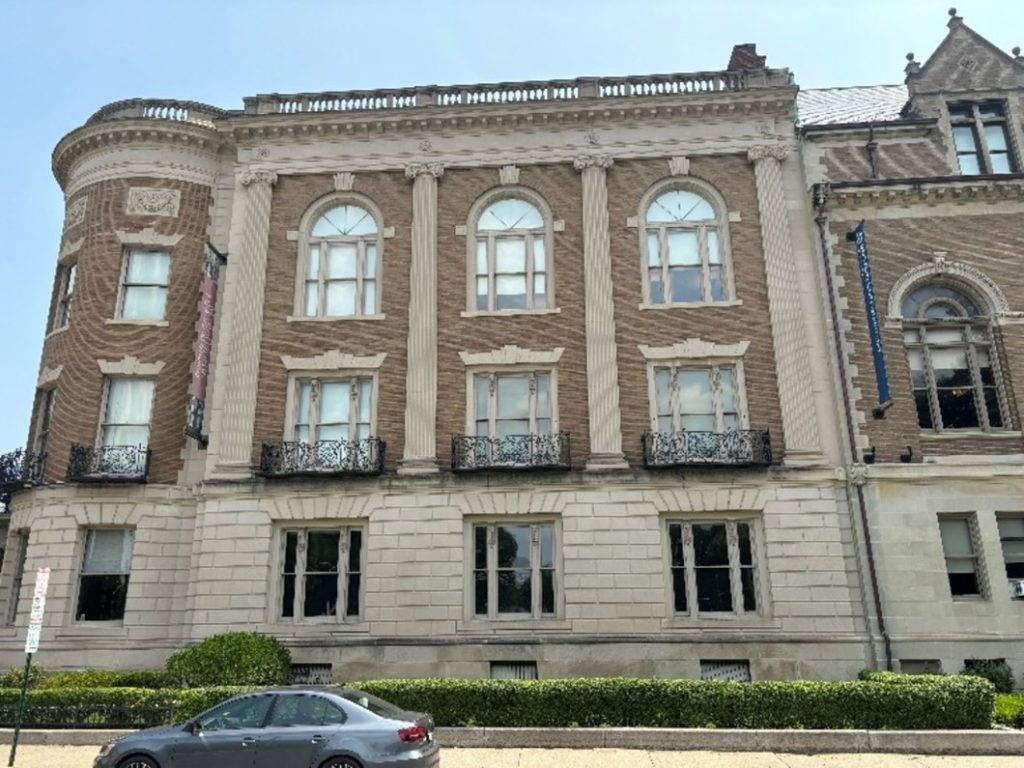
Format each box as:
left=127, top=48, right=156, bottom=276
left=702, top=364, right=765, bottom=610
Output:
left=6, top=746, right=1022, bottom=767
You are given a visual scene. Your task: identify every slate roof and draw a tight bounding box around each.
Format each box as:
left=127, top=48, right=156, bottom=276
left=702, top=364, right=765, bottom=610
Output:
left=796, top=84, right=908, bottom=126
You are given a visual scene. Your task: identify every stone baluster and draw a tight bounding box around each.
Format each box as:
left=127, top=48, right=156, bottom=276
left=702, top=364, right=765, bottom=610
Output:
left=208, top=169, right=276, bottom=478
left=748, top=146, right=822, bottom=462
left=574, top=155, right=628, bottom=470
left=399, top=163, right=444, bottom=474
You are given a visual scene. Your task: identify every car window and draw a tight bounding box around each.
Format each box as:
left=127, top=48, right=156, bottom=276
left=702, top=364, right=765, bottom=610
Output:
left=270, top=695, right=347, bottom=727
left=340, top=690, right=405, bottom=719
left=198, top=696, right=273, bottom=731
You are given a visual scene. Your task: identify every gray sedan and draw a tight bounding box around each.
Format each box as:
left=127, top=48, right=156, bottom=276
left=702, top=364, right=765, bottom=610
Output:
left=93, top=686, right=439, bottom=768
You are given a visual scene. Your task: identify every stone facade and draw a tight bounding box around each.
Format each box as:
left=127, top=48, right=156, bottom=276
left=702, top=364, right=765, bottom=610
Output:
left=0, top=12, right=1021, bottom=684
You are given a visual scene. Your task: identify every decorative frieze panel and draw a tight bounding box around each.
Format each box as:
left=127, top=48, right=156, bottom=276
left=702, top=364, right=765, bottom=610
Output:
left=499, top=165, right=520, bottom=185
left=334, top=172, right=355, bottom=191
left=281, top=350, right=386, bottom=371
left=97, top=356, right=166, bottom=376
left=459, top=346, right=564, bottom=367
left=126, top=187, right=181, bottom=218
left=63, top=196, right=87, bottom=230
left=639, top=339, right=750, bottom=361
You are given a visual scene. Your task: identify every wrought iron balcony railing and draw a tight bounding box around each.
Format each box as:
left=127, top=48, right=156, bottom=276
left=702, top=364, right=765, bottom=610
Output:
left=452, top=432, right=571, bottom=472
left=642, top=429, right=773, bottom=469
left=259, top=438, right=386, bottom=478
left=0, top=449, right=46, bottom=508
left=67, top=444, right=151, bottom=483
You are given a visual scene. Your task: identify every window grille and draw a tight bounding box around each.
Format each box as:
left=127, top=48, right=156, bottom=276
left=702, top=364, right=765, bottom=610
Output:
left=490, top=661, right=538, bottom=680
left=699, top=660, right=751, bottom=682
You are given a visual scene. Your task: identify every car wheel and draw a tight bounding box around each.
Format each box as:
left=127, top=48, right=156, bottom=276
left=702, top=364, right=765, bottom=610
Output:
left=320, top=758, right=362, bottom=768
left=119, top=757, right=159, bottom=768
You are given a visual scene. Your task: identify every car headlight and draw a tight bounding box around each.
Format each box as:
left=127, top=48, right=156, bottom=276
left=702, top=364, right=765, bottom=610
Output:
left=97, top=742, right=116, bottom=758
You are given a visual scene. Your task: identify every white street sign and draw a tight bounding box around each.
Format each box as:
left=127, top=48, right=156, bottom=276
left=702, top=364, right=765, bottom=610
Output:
left=24, top=568, right=50, bottom=654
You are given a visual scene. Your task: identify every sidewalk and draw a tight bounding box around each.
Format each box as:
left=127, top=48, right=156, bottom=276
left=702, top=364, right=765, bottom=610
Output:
left=6, top=746, right=1023, bottom=768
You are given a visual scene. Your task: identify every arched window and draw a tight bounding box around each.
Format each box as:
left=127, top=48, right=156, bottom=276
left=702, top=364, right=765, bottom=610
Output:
left=301, top=203, right=380, bottom=317
left=642, top=185, right=732, bottom=305
left=902, top=282, right=1007, bottom=432
left=471, top=195, right=551, bottom=312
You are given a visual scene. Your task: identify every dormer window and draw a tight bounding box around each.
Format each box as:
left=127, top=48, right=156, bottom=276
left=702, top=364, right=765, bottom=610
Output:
left=949, top=103, right=1016, bottom=175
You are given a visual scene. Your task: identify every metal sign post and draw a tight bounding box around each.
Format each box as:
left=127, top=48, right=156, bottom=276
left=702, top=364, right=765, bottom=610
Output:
left=9, top=567, right=49, bottom=767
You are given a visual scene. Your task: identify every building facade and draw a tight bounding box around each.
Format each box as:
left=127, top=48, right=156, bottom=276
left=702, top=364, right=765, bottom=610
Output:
left=0, top=11, right=1019, bottom=682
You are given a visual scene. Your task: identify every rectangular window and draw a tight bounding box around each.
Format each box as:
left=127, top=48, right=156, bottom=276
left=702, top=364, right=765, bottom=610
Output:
left=473, top=372, right=553, bottom=439
left=490, top=661, right=538, bottom=680
left=53, top=263, right=76, bottom=330
left=101, top=379, right=155, bottom=448
left=294, top=378, right=373, bottom=444
left=5, top=532, right=28, bottom=626
left=653, top=364, right=741, bottom=434
left=280, top=528, right=363, bottom=621
left=76, top=529, right=134, bottom=621
left=668, top=520, right=759, bottom=616
left=304, top=241, right=378, bottom=317
left=119, top=250, right=171, bottom=320
left=33, top=389, right=56, bottom=457
left=473, top=522, right=556, bottom=619
left=949, top=103, right=1016, bottom=175
left=938, top=517, right=983, bottom=597
left=997, top=516, right=1024, bottom=599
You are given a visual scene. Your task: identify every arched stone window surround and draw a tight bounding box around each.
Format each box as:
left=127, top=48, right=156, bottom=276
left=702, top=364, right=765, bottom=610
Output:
left=892, top=261, right=1013, bottom=434
left=637, top=176, right=737, bottom=308
left=292, top=191, right=387, bottom=320
left=463, top=185, right=558, bottom=315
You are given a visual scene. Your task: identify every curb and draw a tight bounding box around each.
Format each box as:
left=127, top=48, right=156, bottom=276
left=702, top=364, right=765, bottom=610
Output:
left=0, top=727, right=1021, bottom=755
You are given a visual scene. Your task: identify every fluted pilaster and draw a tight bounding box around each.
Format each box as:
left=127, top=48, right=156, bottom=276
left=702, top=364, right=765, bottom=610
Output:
left=400, top=163, right=444, bottom=474
left=208, top=169, right=276, bottom=477
left=574, top=155, right=628, bottom=470
left=748, top=146, right=821, bottom=461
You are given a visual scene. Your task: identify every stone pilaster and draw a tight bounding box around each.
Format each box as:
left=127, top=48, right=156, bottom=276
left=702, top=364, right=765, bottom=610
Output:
left=748, top=146, right=822, bottom=462
left=399, top=163, right=444, bottom=475
left=574, top=155, right=628, bottom=470
left=208, top=169, right=276, bottom=478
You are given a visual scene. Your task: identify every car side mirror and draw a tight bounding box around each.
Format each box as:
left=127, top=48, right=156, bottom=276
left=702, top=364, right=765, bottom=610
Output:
left=185, top=720, right=201, bottom=735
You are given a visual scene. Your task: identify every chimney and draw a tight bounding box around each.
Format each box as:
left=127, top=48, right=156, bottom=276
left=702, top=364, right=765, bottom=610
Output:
left=727, top=44, right=767, bottom=72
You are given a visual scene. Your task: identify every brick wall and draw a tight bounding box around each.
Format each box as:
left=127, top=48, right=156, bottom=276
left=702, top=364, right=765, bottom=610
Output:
left=822, top=137, right=952, bottom=183
left=606, top=155, right=785, bottom=467
left=37, top=178, right=212, bottom=484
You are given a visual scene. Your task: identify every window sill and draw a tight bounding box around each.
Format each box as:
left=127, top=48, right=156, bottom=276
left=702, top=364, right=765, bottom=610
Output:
left=263, top=621, right=370, bottom=635
left=661, top=615, right=778, bottom=630
left=920, top=430, right=1022, bottom=440
left=44, top=326, right=69, bottom=340
left=286, top=314, right=386, bottom=323
left=460, top=308, right=562, bottom=318
left=58, top=622, right=128, bottom=637
left=104, top=318, right=169, bottom=327
left=950, top=595, right=989, bottom=602
left=639, top=300, right=743, bottom=311
left=456, top=618, right=571, bottom=633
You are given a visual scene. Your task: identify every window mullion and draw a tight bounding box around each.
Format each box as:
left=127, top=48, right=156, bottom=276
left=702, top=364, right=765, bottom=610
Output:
left=699, top=226, right=711, bottom=302
left=525, top=236, right=534, bottom=309
left=682, top=524, right=697, bottom=616
left=965, top=342, right=988, bottom=431
left=356, top=240, right=365, bottom=316
left=488, top=374, right=498, bottom=440
left=711, top=366, right=724, bottom=433
left=296, top=531, right=307, bottom=620
left=337, top=530, right=347, bottom=620
left=670, top=366, right=680, bottom=431
left=660, top=227, right=670, bottom=305
left=974, top=108, right=995, bottom=174
left=488, top=235, right=497, bottom=312
left=487, top=525, right=498, bottom=619
left=531, top=524, right=540, bottom=619
left=726, top=522, right=743, bottom=615
left=921, top=337, right=943, bottom=432
left=528, top=373, right=537, bottom=434
left=318, top=244, right=327, bottom=318
left=986, top=331, right=1012, bottom=430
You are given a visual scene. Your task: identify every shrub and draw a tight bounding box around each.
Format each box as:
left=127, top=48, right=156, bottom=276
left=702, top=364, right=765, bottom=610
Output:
left=994, top=694, right=1024, bottom=728
left=37, top=670, right=174, bottom=690
left=962, top=659, right=1015, bottom=695
left=0, top=665, right=46, bottom=689
left=857, top=670, right=946, bottom=684
left=165, top=632, right=290, bottom=688
left=355, top=676, right=996, bottom=730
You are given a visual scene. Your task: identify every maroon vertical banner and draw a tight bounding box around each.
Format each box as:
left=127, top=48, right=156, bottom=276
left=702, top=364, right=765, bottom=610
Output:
left=185, top=244, right=226, bottom=443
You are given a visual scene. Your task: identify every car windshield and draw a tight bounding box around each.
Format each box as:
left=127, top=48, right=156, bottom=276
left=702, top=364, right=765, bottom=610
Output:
left=340, top=689, right=407, bottom=719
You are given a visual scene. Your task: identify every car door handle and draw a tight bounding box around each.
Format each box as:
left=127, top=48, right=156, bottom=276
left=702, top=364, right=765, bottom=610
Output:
left=311, top=735, right=325, bottom=744
left=242, top=737, right=258, bottom=746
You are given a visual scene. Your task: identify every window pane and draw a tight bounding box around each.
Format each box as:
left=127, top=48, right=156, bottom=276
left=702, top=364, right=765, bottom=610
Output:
left=647, top=232, right=660, bottom=267
left=533, top=238, right=545, bottom=272
left=284, top=532, right=298, bottom=573
left=495, top=275, right=527, bottom=310
left=940, top=520, right=974, bottom=558
left=669, top=267, right=702, bottom=303
left=958, top=153, right=982, bottom=175
left=931, top=347, right=971, bottom=386
left=984, top=125, right=1008, bottom=152
left=106, top=380, right=155, bottom=426
left=696, top=568, right=732, bottom=612
left=317, top=383, right=347, bottom=427
left=655, top=369, right=671, bottom=417
left=672, top=567, right=688, bottom=613
left=649, top=270, right=664, bottom=304
left=669, top=524, right=684, bottom=567
left=667, top=230, right=700, bottom=266
left=348, top=530, right=362, bottom=573
left=305, top=282, right=318, bottom=316
left=307, top=247, right=319, bottom=279
left=948, top=569, right=980, bottom=596
left=121, top=286, right=167, bottom=319
left=475, top=375, right=490, bottom=421
left=476, top=240, right=488, bottom=275
left=296, top=382, right=312, bottom=427
left=737, top=523, right=753, bottom=566
left=952, top=125, right=978, bottom=154
left=497, top=526, right=531, bottom=568
left=327, top=245, right=357, bottom=278
left=82, top=530, right=133, bottom=574
left=647, top=190, right=715, bottom=222
left=536, top=373, right=551, bottom=419
left=307, top=532, right=340, bottom=572
left=914, top=390, right=934, bottom=429
left=708, top=265, right=724, bottom=302
left=693, top=524, right=729, bottom=566
left=478, top=198, right=544, bottom=231
left=474, top=526, right=488, bottom=569
left=281, top=574, right=295, bottom=618
left=313, top=205, right=376, bottom=237
left=346, top=573, right=360, bottom=616
left=474, top=570, right=488, bottom=615
left=103, top=425, right=149, bottom=447
left=541, top=570, right=555, bottom=614
left=365, top=245, right=377, bottom=279
left=126, top=251, right=170, bottom=283
left=496, top=419, right=529, bottom=438
left=76, top=575, right=129, bottom=621
left=937, top=387, right=979, bottom=429
left=358, top=381, right=372, bottom=423
left=741, top=568, right=757, bottom=612
left=497, top=570, right=531, bottom=613
left=476, top=277, right=489, bottom=311
left=678, top=371, right=713, bottom=416
left=496, top=376, right=529, bottom=419
left=495, top=238, right=526, bottom=273
left=325, top=281, right=357, bottom=315
left=720, top=368, right=737, bottom=416
left=304, top=575, right=337, bottom=617
left=540, top=525, right=553, bottom=568
left=707, top=230, right=721, bottom=264
left=990, top=153, right=1012, bottom=174
left=362, top=280, right=376, bottom=314
left=534, top=274, right=547, bottom=308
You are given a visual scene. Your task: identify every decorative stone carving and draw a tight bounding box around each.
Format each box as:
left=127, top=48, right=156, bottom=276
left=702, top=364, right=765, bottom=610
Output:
left=499, top=165, right=520, bottom=185
left=747, top=145, right=789, bottom=163
left=584, top=130, right=600, bottom=146
left=334, top=172, right=355, bottom=191
left=668, top=156, right=690, bottom=176
left=36, top=365, right=63, bottom=389
left=459, top=346, right=564, bottom=367
left=97, top=356, right=166, bottom=376
left=639, top=339, right=750, bottom=361
left=64, top=196, right=87, bottom=230
left=252, top=145, right=270, bottom=159
left=887, top=255, right=1012, bottom=320
left=848, top=464, right=869, bottom=487
left=573, top=154, right=614, bottom=171
left=281, top=350, right=386, bottom=371
left=404, top=163, right=445, bottom=180
left=418, top=139, right=433, bottom=152
left=126, top=187, right=181, bottom=218
left=240, top=169, right=278, bottom=187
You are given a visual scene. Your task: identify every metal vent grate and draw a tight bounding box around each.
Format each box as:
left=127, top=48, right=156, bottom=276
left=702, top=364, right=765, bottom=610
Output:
left=490, top=661, right=538, bottom=680
left=700, top=660, right=751, bottom=682
left=290, top=663, right=333, bottom=685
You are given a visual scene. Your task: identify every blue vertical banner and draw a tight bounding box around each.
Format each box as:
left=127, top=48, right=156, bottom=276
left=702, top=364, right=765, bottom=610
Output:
left=852, top=221, right=891, bottom=407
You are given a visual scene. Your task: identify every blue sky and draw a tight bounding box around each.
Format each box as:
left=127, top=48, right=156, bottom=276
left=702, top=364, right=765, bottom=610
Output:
left=0, top=0, right=1014, bottom=451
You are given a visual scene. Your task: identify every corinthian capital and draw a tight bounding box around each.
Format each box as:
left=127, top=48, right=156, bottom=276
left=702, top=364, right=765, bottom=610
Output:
left=747, top=145, right=789, bottom=163
left=240, top=169, right=278, bottom=187
left=573, top=154, right=615, bottom=171
left=405, top=163, right=445, bottom=180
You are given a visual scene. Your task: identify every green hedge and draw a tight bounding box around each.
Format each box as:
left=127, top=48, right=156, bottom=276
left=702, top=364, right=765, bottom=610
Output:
left=994, top=694, right=1024, bottom=728
left=0, top=687, right=249, bottom=729
left=355, top=676, right=996, bottom=730
left=166, top=632, right=291, bottom=687
left=37, top=670, right=175, bottom=690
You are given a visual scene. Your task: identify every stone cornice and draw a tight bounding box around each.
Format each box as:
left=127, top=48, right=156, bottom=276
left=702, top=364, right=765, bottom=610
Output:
left=823, top=177, right=1024, bottom=209
left=97, top=356, right=166, bottom=376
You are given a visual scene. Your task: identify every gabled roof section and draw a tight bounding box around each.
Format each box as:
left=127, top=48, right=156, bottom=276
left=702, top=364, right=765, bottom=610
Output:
left=905, top=10, right=1024, bottom=95
left=797, top=85, right=908, bottom=126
